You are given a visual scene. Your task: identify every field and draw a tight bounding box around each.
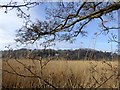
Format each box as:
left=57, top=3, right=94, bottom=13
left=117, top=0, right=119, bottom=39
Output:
left=2, top=59, right=118, bottom=89
left=0, top=60, right=2, bottom=89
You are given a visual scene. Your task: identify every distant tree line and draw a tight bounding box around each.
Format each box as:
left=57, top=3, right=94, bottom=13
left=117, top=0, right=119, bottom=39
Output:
left=2, top=48, right=118, bottom=61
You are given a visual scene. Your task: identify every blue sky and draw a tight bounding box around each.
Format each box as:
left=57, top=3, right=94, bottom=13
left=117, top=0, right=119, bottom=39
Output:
left=0, top=2, right=118, bottom=52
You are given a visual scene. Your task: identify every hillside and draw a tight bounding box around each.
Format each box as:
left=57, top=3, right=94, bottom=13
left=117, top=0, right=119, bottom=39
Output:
left=1, top=48, right=118, bottom=61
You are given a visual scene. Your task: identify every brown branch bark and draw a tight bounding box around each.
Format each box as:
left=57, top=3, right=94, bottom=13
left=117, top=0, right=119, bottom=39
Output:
left=0, top=2, right=38, bottom=8
left=37, top=2, right=120, bottom=35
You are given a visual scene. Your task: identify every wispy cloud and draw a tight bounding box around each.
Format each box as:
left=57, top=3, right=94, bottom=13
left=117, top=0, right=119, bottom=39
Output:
left=0, top=2, right=118, bottom=52
left=0, top=2, right=44, bottom=50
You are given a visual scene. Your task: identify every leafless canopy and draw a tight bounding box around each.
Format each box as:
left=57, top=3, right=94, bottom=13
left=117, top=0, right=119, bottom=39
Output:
left=1, top=1, right=120, bottom=45
left=0, top=1, right=41, bottom=20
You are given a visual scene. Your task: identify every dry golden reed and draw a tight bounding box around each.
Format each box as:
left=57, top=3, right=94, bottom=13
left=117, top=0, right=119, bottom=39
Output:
left=2, top=59, right=118, bottom=88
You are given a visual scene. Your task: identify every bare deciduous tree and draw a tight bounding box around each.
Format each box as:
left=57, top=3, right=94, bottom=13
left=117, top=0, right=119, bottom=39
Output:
left=13, top=2, right=120, bottom=45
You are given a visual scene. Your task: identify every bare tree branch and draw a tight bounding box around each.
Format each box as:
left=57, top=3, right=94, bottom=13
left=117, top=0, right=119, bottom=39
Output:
left=0, top=1, right=41, bottom=20
left=15, top=2, right=120, bottom=45
left=3, top=59, right=58, bottom=89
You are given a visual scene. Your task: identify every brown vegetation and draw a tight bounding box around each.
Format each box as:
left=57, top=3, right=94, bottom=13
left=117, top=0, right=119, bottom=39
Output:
left=2, top=59, right=118, bottom=89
